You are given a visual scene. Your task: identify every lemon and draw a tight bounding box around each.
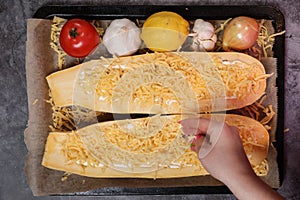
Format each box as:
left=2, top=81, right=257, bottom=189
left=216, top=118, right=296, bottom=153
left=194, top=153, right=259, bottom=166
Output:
left=141, top=11, right=189, bottom=52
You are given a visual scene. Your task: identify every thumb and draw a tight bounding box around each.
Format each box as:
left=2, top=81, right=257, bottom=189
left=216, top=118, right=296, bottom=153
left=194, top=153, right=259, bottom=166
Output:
left=190, top=134, right=205, bottom=153
left=179, top=116, right=227, bottom=159
left=179, top=118, right=211, bottom=135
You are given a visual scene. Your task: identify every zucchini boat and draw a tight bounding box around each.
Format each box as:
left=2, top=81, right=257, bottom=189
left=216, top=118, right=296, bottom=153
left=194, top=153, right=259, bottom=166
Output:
left=46, top=52, right=268, bottom=114
left=42, top=114, right=269, bottom=178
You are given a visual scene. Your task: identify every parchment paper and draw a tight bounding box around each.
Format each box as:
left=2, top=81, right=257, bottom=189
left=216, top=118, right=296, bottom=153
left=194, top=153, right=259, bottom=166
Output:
left=24, top=19, right=280, bottom=196
left=258, top=58, right=280, bottom=187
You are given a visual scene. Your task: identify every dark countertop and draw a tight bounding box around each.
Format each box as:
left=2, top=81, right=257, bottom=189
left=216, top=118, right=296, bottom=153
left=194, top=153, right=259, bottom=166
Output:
left=1, top=0, right=299, bottom=199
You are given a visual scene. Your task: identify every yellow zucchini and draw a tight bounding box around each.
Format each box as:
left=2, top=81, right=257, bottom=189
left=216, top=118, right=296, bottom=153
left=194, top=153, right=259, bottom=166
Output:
left=46, top=52, right=268, bottom=114
left=42, top=114, right=269, bottom=178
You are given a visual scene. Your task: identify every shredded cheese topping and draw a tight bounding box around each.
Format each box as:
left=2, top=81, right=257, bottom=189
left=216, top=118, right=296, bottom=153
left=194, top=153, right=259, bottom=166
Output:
left=102, top=116, right=181, bottom=153
left=253, top=159, right=269, bottom=176
left=232, top=94, right=275, bottom=128
left=50, top=16, right=67, bottom=70
left=62, top=129, right=204, bottom=173
left=77, top=116, right=189, bottom=173
left=92, top=52, right=269, bottom=113
left=131, top=84, right=181, bottom=113
left=63, top=131, right=104, bottom=169
left=47, top=90, right=101, bottom=131
left=257, top=19, right=286, bottom=57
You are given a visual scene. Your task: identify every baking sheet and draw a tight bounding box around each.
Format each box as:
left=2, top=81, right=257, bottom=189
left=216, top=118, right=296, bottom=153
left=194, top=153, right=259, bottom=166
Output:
left=25, top=5, right=285, bottom=196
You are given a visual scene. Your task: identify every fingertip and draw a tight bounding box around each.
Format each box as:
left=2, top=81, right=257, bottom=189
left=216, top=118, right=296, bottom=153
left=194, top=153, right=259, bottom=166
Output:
left=190, top=134, right=205, bottom=153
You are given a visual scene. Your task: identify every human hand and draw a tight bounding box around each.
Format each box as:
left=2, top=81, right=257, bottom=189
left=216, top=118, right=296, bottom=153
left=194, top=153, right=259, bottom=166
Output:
left=179, top=117, right=254, bottom=184
left=179, top=117, right=284, bottom=200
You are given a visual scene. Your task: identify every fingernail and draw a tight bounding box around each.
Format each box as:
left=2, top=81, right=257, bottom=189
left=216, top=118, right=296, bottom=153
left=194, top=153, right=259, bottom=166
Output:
left=190, top=143, right=196, bottom=151
left=195, top=134, right=201, bottom=140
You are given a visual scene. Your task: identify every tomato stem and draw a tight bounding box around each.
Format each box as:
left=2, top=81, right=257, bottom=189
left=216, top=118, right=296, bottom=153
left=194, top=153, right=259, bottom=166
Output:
left=69, top=28, right=79, bottom=38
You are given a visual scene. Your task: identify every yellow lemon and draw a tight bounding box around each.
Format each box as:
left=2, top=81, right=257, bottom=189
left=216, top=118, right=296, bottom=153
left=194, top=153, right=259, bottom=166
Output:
left=141, top=11, right=189, bottom=52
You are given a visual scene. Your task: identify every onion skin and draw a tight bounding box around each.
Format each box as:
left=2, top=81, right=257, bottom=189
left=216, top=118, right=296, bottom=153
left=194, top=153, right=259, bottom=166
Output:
left=222, top=16, right=259, bottom=51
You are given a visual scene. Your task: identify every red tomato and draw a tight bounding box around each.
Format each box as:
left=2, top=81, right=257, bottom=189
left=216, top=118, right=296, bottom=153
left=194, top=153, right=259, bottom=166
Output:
left=59, top=19, right=100, bottom=58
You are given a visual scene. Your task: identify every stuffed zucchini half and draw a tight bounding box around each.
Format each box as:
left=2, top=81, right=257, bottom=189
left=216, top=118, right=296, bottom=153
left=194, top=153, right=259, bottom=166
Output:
left=46, top=52, right=269, bottom=114
left=42, top=114, right=269, bottom=178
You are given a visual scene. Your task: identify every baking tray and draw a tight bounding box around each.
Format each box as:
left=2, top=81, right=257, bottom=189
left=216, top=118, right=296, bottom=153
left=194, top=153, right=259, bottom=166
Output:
left=33, top=5, right=285, bottom=196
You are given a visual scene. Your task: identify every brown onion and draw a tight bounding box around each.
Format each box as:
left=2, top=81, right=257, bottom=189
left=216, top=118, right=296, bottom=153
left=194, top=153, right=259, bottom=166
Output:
left=222, top=16, right=259, bottom=51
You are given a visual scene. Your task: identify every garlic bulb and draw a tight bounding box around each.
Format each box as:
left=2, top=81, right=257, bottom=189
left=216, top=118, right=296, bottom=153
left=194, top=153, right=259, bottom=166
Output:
left=103, top=19, right=142, bottom=56
left=191, top=19, right=217, bottom=51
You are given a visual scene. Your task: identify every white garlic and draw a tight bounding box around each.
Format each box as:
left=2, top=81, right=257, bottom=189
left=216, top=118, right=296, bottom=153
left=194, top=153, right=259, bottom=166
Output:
left=191, top=19, right=217, bottom=51
left=103, top=18, right=141, bottom=56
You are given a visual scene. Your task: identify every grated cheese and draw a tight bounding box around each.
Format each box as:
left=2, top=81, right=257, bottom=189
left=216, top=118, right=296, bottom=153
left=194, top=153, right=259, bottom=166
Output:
left=253, top=159, right=269, bottom=176
left=257, top=19, right=286, bottom=57
left=32, top=99, right=38, bottom=105
left=91, top=52, right=269, bottom=113
left=47, top=90, right=102, bottom=131
left=50, top=16, right=67, bottom=70
left=260, top=105, right=276, bottom=125
left=60, top=117, right=202, bottom=173
left=77, top=116, right=189, bottom=173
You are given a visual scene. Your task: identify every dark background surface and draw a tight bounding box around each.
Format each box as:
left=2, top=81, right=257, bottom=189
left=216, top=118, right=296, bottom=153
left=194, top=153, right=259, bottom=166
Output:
left=0, top=0, right=299, bottom=199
